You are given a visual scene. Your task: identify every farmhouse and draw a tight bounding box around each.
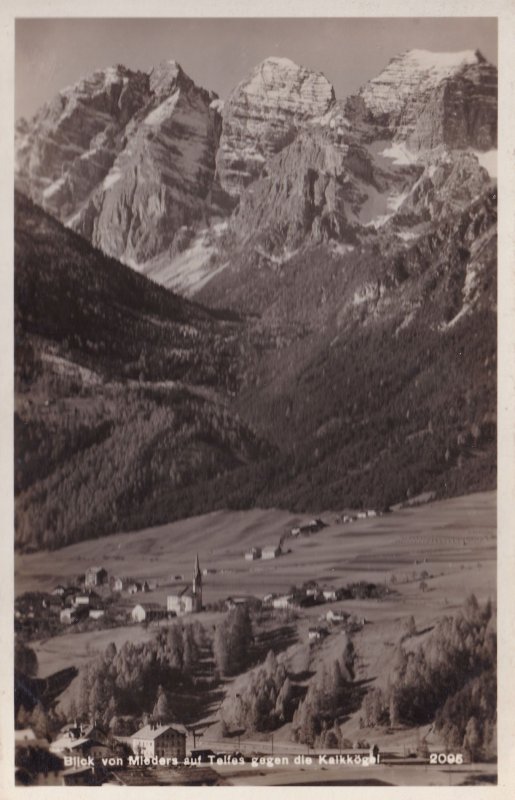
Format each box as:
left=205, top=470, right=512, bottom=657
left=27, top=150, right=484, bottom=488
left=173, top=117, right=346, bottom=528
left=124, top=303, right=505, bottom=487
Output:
left=262, top=544, right=281, bottom=560
left=167, top=555, right=202, bottom=615
left=326, top=609, right=349, bottom=624
left=131, top=603, right=167, bottom=623
left=244, top=546, right=262, bottom=561
left=308, top=626, right=328, bottom=641
left=322, top=589, right=338, bottom=602
left=85, top=567, right=108, bottom=588
left=272, top=594, right=294, bottom=609
left=127, top=581, right=143, bottom=595
left=112, top=577, right=131, bottom=592
left=60, top=606, right=88, bottom=625
left=131, top=723, right=186, bottom=761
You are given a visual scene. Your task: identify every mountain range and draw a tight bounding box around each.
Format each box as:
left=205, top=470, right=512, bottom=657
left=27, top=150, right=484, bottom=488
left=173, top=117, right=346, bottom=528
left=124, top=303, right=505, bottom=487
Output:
left=15, top=49, right=497, bottom=551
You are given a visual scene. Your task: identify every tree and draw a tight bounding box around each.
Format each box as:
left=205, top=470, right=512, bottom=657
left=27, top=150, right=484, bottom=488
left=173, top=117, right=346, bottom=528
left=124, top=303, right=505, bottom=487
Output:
left=153, top=685, right=174, bottom=723
left=463, top=716, right=482, bottom=762
left=15, top=640, right=38, bottom=677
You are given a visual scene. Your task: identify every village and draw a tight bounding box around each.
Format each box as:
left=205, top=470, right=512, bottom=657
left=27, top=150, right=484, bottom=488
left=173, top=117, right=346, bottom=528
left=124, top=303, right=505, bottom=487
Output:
left=15, top=513, right=383, bottom=638
left=14, top=493, right=497, bottom=786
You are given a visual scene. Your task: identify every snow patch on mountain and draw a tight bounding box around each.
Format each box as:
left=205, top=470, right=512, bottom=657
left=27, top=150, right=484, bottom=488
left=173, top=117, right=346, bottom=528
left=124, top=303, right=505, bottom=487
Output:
left=142, top=222, right=229, bottom=296
left=144, top=90, right=181, bottom=126
left=360, top=49, right=482, bottom=117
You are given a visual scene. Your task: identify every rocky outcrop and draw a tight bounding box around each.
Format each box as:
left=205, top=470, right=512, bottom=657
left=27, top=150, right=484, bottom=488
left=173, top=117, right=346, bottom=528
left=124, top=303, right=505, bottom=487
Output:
left=216, top=57, right=335, bottom=196
left=15, top=61, right=227, bottom=266
left=348, top=49, right=497, bottom=151
left=232, top=131, right=376, bottom=251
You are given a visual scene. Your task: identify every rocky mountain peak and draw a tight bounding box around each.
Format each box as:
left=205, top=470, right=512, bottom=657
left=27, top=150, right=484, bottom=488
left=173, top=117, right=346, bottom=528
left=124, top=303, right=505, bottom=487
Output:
left=216, top=56, right=335, bottom=196
left=347, top=48, right=497, bottom=153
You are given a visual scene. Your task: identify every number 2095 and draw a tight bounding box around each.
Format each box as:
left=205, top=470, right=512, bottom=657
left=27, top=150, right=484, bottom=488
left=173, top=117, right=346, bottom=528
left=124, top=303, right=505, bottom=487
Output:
left=429, top=753, right=463, bottom=764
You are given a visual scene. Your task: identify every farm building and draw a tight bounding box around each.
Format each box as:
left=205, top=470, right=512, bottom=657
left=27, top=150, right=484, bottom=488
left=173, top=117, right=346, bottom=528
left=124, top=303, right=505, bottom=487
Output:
left=244, top=546, right=262, bottom=561
left=308, top=627, right=328, bottom=641
left=112, top=577, right=131, bottom=592
left=85, top=566, right=108, bottom=588
left=131, top=603, right=167, bottom=623
left=326, top=609, right=349, bottom=624
left=272, top=595, right=294, bottom=609
left=60, top=607, right=88, bottom=625
left=262, top=545, right=281, bottom=560
left=322, top=589, right=338, bottom=602
left=131, top=723, right=186, bottom=761
left=127, top=582, right=143, bottom=595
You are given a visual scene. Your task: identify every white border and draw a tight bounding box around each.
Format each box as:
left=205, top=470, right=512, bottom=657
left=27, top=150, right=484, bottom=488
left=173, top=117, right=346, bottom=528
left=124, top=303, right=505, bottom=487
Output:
left=1, top=2, right=514, bottom=799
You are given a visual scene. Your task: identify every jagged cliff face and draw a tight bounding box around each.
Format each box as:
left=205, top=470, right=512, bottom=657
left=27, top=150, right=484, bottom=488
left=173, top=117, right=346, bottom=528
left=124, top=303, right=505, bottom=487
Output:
left=15, top=61, right=226, bottom=265
left=348, top=49, right=497, bottom=151
left=216, top=57, right=335, bottom=196
left=15, top=49, right=497, bottom=292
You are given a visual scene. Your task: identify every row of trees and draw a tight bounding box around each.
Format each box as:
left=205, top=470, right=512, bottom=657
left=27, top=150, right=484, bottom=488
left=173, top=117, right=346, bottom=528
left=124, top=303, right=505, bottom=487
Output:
left=220, top=650, right=293, bottom=733
left=214, top=605, right=253, bottom=677
left=76, top=622, right=205, bottom=728
left=360, top=596, right=496, bottom=761
left=291, top=636, right=356, bottom=745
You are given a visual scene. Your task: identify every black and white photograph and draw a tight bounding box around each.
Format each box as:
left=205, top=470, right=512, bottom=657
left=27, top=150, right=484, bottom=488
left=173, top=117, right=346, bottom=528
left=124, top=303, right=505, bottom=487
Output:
left=6, top=5, right=514, bottom=791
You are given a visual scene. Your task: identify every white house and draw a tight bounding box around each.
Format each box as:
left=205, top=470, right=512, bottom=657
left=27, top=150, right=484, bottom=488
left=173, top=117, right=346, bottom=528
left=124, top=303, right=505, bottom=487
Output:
left=244, top=547, right=262, bottom=561
left=131, top=603, right=167, bottom=623
left=262, top=545, right=281, bottom=560
left=85, top=566, right=108, bottom=588
left=272, top=595, right=294, bottom=609
left=326, top=609, right=349, bottom=624
left=131, top=724, right=186, bottom=761
left=308, top=627, right=328, bottom=641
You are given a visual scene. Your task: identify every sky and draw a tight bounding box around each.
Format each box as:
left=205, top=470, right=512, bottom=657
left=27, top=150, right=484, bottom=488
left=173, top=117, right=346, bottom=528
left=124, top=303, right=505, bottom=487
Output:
left=15, top=17, right=497, bottom=120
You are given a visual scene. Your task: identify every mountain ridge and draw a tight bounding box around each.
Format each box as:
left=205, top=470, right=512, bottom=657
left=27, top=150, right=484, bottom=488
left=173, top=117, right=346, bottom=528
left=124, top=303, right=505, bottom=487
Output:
left=14, top=48, right=497, bottom=551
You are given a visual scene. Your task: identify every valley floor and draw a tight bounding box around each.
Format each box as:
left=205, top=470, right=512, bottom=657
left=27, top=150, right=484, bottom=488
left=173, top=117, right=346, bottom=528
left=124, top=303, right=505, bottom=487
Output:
left=15, top=491, right=497, bottom=785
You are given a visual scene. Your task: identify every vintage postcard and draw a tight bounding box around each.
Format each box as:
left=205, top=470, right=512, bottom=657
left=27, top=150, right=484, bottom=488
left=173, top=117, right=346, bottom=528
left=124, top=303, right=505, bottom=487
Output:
left=2, top=0, right=514, bottom=796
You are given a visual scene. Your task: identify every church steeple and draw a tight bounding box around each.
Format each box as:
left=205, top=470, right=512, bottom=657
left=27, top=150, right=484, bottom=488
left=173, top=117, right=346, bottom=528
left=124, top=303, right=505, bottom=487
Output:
left=192, top=554, right=202, bottom=612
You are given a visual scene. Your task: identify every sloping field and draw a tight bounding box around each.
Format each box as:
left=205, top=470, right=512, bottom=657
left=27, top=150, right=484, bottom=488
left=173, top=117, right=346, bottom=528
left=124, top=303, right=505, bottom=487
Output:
left=16, top=491, right=496, bottom=609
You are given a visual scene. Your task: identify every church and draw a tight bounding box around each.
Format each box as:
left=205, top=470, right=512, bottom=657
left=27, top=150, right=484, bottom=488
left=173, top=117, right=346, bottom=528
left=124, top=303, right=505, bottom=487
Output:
left=167, top=555, right=202, bottom=616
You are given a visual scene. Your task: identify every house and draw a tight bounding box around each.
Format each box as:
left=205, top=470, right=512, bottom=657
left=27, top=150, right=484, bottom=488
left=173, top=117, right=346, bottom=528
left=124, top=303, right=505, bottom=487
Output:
left=89, top=609, right=105, bottom=620
left=50, top=735, right=108, bottom=759
left=308, top=626, right=329, bottom=641
left=202, top=568, right=216, bottom=575
left=85, top=567, right=108, bottom=588
left=323, top=589, right=338, bottom=602
left=112, top=577, right=131, bottom=592
left=167, top=555, right=202, bottom=615
left=131, top=603, right=167, bottom=623
left=244, top=546, right=262, bottom=561
left=356, top=512, right=367, bottom=520
left=326, top=609, right=349, bottom=624
left=290, top=527, right=301, bottom=537
left=131, top=723, right=186, bottom=761
left=262, top=545, right=281, bottom=560
left=60, top=606, right=88, bottom=625
left=127, top=582, right=142, bottom=595
left=52, top=584, right=67, bottom=596
left=367, top=510, right=377, bottom=518
left=272, top=595, right=294, bottom=609
left=343, top=515, right=355, bottom=523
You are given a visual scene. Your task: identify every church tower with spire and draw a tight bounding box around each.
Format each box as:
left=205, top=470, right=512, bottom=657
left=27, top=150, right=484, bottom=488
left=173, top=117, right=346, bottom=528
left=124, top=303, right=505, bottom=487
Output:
left=192, top=553, right=202, bottom=612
